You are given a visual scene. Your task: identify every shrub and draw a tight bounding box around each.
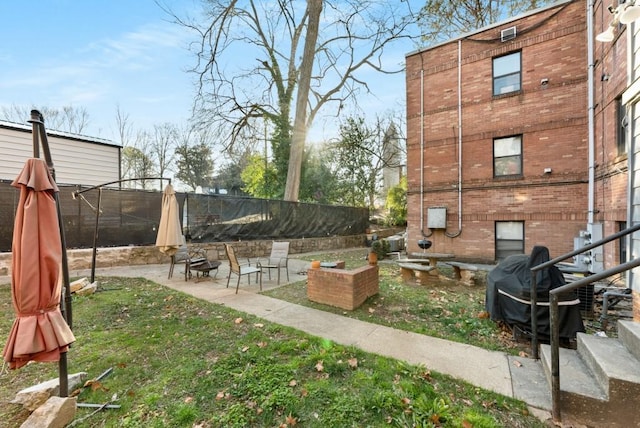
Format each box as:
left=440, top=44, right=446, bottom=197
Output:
left=371, top=239, right=390, bottom=260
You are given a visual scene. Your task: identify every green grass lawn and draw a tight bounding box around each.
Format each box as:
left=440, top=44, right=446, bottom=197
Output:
left=265, top=249, right=525, bottom=355
left=0, top=270, right=546, bottom=427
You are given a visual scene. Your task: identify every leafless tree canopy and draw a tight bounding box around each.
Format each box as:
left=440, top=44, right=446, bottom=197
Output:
left=417, top=0, right=555, bottom=45
left=171, top=0, right=419, bottom=151
left=1, top=104, right=90, bottom=134
left=164, top=0, right=420, bottom=200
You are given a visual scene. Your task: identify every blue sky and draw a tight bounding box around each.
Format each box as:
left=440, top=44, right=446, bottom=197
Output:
left=0, top=1, right=413, bottom=144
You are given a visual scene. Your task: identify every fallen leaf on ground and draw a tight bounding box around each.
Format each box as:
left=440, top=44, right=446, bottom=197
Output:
left=285, top=413, right=297, bottom=426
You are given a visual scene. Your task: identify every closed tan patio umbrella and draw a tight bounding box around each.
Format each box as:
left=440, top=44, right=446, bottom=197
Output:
left=155, top=183, right=184, bottom=256
left=2, top=158, right=76, bottom=369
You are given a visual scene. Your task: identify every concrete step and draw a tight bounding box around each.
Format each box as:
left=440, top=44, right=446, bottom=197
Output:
left=577, top=331, right=640, bottom=400
left=539, top=344, right=607, bottom=401
left=619, top=320, right=640, bottom=361
left=540, top=322, right=640, bottom=427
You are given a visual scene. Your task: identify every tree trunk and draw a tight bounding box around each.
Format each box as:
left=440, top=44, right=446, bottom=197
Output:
left=283, top=0, right=322, bottom=201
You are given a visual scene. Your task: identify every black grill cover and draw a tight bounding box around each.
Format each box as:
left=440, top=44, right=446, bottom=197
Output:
left=486, top=246, right=585, bottom=340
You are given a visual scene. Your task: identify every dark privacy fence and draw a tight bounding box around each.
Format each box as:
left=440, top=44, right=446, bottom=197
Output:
left=0, top=181, right=369, bottom=252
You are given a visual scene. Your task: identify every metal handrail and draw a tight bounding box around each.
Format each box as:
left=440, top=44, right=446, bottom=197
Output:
left=528, top=223, right=640, bottom=423
left=548, top=258, right=640, bottom=422
left=529, top=222, right=640, bottom=358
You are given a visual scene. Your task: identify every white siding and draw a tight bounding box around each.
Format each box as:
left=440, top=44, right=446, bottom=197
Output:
left=626, top=23, right=640, bottom=294
left=0, top=124, right=120, bottom=186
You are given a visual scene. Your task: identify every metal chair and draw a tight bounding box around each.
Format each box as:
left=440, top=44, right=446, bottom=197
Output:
left=257, top=241, right=290, bottom=285
left=169, top=245, right=207, bottom=280
left=224, top=244, right=262, bottom=293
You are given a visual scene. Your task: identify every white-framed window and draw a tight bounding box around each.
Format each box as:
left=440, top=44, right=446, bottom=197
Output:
left=493, top=51, right=521, bottom=95
left=494, top=135, right=522, bottom=177
left=495, top=221, right=524, bottom=261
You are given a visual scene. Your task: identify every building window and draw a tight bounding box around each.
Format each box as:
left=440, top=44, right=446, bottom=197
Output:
left=494, top=135, right=522, bottom=177
left=493, top=51, right=521, bottom=95
left=495, top=221, right=524, bottom=261
left=617, top=97, right=627, bottom=155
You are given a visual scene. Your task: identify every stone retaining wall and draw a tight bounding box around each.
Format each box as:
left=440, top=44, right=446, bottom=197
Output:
left=0, top=234, right=370, bottom=277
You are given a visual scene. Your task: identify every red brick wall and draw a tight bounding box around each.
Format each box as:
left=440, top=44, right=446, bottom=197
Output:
left=591, top=0, right=629, bottom=268
left=306, top=265, right=379, bottom=310
left=404, top=0, right=627, bottom=265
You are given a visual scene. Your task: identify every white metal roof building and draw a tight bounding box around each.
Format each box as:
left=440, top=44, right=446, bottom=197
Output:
left=0, top=120, right=121, bottom=186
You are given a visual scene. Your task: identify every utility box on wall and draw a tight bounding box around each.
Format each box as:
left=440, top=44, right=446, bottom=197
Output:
left=427, top=207, right=447, bottom=229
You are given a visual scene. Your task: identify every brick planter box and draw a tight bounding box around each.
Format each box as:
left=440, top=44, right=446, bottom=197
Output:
left=307, top=265, right=379, bottom=310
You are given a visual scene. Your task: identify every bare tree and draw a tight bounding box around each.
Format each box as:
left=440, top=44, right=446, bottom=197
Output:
left=151, top=122, right=179, bottom=180
left=327, top=115, right=402, bottom=209
left=115, top=105, right=135, bottom=148
left=121, top=132, right=156, bottom=190
left=167, top=0, right=419, bottom=201
left=173, top=124, right=215, bottom=191
left=417, top=0, right=555, bottom=45
left=1, top=104, right=90, bottom=134
left=285, top=0, right=321, bottom=201
left=116, top=106, right=138, bottom=186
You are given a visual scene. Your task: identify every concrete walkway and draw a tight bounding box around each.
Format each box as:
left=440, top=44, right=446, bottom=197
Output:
left=73, top=257, right=552, bottom=420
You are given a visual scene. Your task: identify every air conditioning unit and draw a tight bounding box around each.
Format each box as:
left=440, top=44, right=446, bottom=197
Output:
left=501, top=26, right=516, bottom=42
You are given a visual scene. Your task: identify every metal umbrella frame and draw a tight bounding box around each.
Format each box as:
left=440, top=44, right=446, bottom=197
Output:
left=71, top=177, right=169, bottom=283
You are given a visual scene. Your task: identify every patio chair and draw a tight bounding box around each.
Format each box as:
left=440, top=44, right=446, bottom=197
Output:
left=169, top=245, right=208, bottom=280
left=224, top=244, right=262, bottom=293
left=257, top=241, right=290, bottom=285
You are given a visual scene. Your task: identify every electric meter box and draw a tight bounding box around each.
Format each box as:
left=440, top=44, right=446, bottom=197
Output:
left=427, top=207, right=447, bottom=229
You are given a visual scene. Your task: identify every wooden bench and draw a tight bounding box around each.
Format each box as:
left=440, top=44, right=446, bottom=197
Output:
left=445, top=261, right=479, bottom=286
left=398, top=262, right=437, bottom=285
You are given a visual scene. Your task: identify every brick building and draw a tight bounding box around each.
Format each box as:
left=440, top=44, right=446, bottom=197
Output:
left=404, top=0, right=627, bottom=266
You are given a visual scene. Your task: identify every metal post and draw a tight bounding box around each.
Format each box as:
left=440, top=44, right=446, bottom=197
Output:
left=550, top=294, right=561, bottom=423
left=530, top=271, right=539, bottom=359
left=90, top=188, right=102, bottom=283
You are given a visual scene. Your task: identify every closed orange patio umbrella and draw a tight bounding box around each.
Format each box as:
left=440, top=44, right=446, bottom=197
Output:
left=2, top=157, right=75, bottom=369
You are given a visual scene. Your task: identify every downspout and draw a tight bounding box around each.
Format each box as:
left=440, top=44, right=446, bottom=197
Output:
left=587, top=0, right=595, bottom=226
left=446, top=39, right=463, bottom=238
left=421, top=69, right=432, bottom=237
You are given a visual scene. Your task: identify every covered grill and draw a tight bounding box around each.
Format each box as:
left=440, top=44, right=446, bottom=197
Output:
left=486, top=246, right=585, bottom=341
